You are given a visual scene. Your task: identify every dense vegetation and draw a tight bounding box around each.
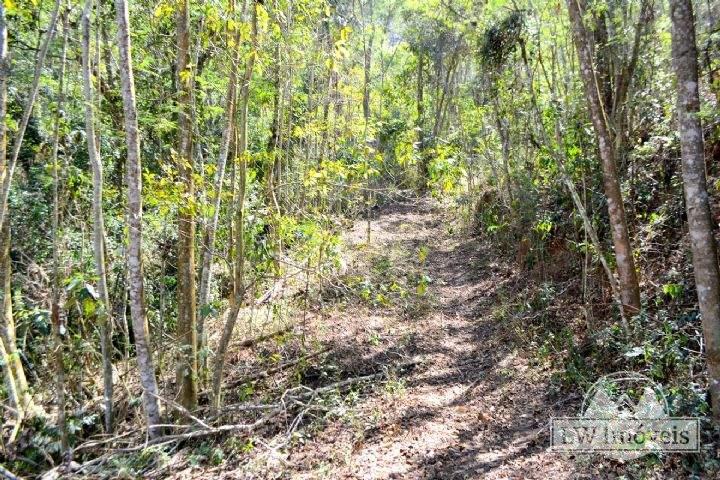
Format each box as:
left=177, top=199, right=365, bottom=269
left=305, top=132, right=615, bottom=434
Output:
left=1, top=0, right=720, bottom=477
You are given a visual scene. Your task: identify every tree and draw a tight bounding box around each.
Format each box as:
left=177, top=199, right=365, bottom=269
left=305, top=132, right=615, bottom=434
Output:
left=0, top=0, right=54, bottom=429
left=0, top=0, right=20, bottom=425
left=197, top=0, right=242, bottom=372
left=416, top=51, right=426, bottom=189
left=175, top=0, right=199, bottom=411
left=264, top=12, right=282, bottom=248
left=211, top=0, right=258, bottom=409
left=7, top=0, right=720, bottom=474
left=361, top=0, right=375, bottom=242
left=670, top=0, right=720, bottom=420
left=114, top=0, right=162, bottom=435
left=318, top=13, right=335, bottom=168
left=82, top=0, right=114, bottom=431
left=0, top=0, right=60, bottom=231
left=50, top=5, right=69, bottom=452
left=566, top=0, right=641, bottom=315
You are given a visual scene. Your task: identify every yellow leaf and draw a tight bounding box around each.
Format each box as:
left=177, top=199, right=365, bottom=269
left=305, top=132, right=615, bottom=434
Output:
left=154, top=2, right=174, bottom=19
left=179, top=68, right=192, bottom=85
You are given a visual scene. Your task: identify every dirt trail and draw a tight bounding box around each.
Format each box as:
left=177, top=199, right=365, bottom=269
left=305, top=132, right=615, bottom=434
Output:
left=282, top=200, right=580, bottom=479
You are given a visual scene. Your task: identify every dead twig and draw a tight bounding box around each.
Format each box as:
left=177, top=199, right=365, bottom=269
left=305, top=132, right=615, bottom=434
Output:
left=295, top=357, right=421, bottom=399
left=76, top=357, right=423, bottom=473
left=74, top=430, right=136, bottom=452
left=0, top=465, right=25, bottom=480
left=237, top=325, right=292, bottom=349
left=225, top=347, right=331, bottom=390
left=125, top=408, right=284, bottom=449
left=146, top=391, right=211, bottom=429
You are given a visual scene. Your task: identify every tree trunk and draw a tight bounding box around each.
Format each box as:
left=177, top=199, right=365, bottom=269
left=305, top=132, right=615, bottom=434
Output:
left=50, top=6, right=70, bottom=451
left=432, top=51, right=458, bottom=141
left=82, top=0, right=114, bottom=432
left=362, top=0, right=373, bottom=124
left=566, top=0, right=641, bottom=314
left=0, top=217, right=31, bottom=430
left=0, top=0, right=17, bottom=421
left=114, top=0, right=162, bottom=435
left=416, top=53, right=427, bottom=191
left=362, top=0, right=373, bottom=243
left=212, top=1, right=257, bottom=409
left=198, top=0, right=242, bottom=378
left=520, top=33, right=630, bottom=334
left=670, top=0, right=720, bottom=420
left=491, top=96, right=513, bottom=205
left=175, top=0, right=198, bottom=411
left=0, top=0, right=61, bottom=231
left=0, top=1, right=60, bottom=423
left=266, top=39, right=282, bottom=214
left=0, top=0, right=33, bottom=427
left=318, top=16, right=334, bottom=167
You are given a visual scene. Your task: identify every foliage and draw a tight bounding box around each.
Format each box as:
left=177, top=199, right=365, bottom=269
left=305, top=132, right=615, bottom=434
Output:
left=2, top=0, right=720, bottom=477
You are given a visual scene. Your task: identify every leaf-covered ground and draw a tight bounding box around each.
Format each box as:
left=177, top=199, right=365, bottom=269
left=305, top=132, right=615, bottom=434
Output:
left=280, top=200, right=577, bottom=479
left=156, top=199, right=589, bottom=479
left=68, top=198, right=713, bottom=479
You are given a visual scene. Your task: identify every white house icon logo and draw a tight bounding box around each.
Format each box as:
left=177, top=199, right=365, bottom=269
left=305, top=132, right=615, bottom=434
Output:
left=551, top=372, right=700, bottom=460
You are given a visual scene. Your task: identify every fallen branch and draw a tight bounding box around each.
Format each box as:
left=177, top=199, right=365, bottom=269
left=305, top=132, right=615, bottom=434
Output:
left=0, top=465, right=25, bottom=480
left=237, top=325, right=292, bottom=349
left=120, top=407, right=285, bottom=450
left=293, top=357, right=422, bottom=400
left=225, top=347, right=331, bottom=390
left=146, top=391, right=210, bottom=429
left=78, top=357, right=423, bottom=471
left=205, top=402, right=281, bottom=422
left=74, top=430, right=135, bottom=452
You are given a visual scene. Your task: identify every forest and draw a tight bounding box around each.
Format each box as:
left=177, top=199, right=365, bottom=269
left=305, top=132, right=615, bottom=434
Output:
left=1, top=0, right=720, bottom=478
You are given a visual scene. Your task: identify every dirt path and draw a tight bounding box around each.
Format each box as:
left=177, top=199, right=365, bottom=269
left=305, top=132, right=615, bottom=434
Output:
left=281, top=200, right=581, bottom=479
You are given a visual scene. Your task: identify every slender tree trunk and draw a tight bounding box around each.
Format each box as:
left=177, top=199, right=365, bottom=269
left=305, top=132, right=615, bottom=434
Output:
left=611, top=1, right=653, bottom=164
left=0, top=0, right=18, bottom=420
left=198, top=0, right=242, bottom=378
left=50, top=7, right=70, bottom=452
left=282, top=31, right=294, bottom=210
left=114, top=0, right=162, bottom=435
left=566, top=0, right=641, bottom=314
left=175, top=0, right=198, bottom=411
left=100, top=13, right=115, bottom=89
left=670, top=0, right=720, bottom=420
left=212, top=1, right=257, bottom=409
left=231, top=0, right=256, bottom=299
left=0, top=1, right=60, bottom=426
left=266, top=39, right=282, bottom=213
left=0, top=0, right=61, bottom=231
left=0, top=217, right=29, bottom=425
left=416, top=53, right=427, bottom=191
left=491, top=96, right=513, bottom=205
left=0, top=1, right=33, bottom=427
left=318, top=16, right=334, bottom=167
left=280, top=39, right=292, bottom=212
left=362, top=0, right=374, bottom=243
left=237, top=2, right=257, bottom=170
left=83, top=0, right=114, bottom=432
left=432, top=51, right=458, bottom=141
left=362, top=0, right=373, bottom=124
left=303, top=64, right=315, bottom=173
left=522, top=35, right=630, bottom=334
